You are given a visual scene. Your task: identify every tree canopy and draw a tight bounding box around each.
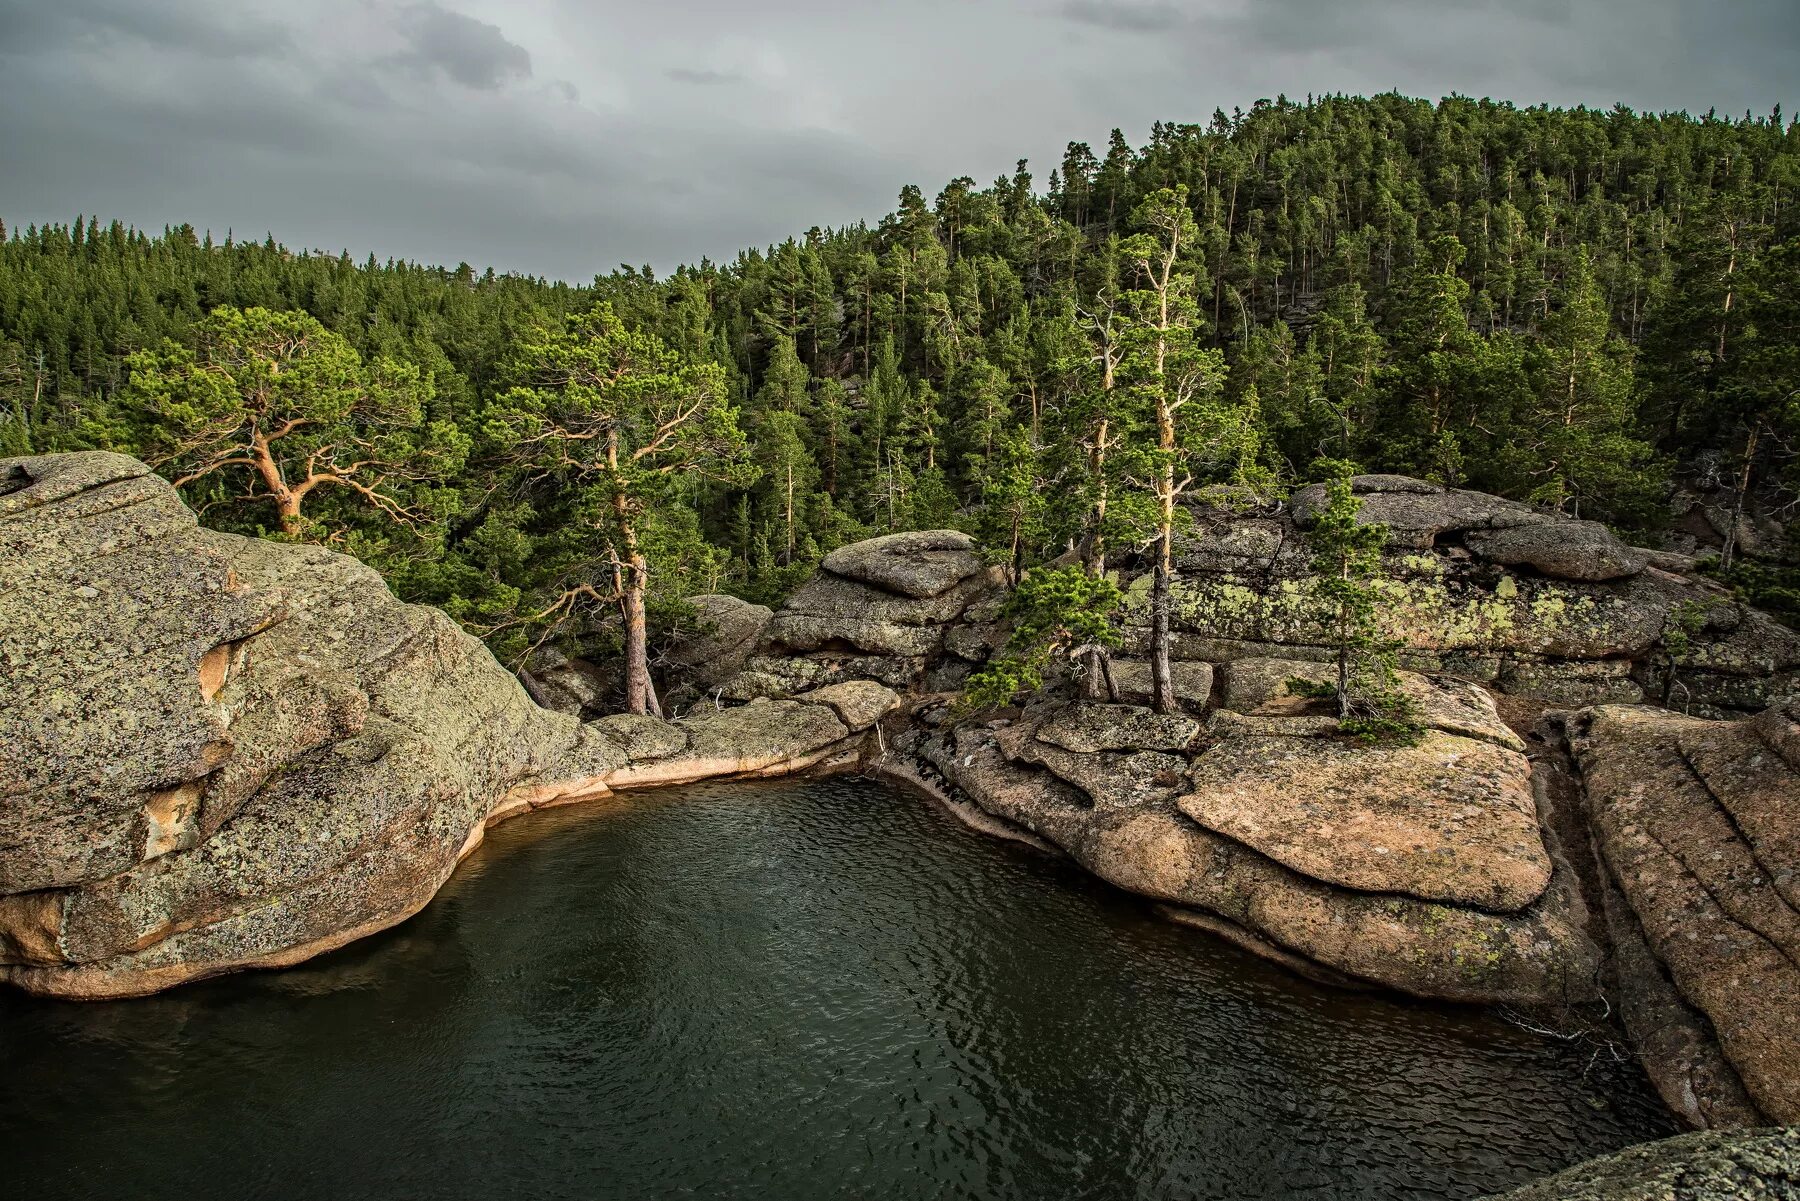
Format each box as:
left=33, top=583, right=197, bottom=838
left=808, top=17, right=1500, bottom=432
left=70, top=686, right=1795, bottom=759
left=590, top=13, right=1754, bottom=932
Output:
left=5, top=93, right=1799, bottom=701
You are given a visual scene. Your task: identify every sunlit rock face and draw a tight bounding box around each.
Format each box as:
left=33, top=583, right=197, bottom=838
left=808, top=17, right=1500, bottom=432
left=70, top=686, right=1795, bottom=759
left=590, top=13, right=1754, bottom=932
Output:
left=895, top=681, right=1598, bottom=1011
left=1568, top=701, right=1800, bottom=1127
left=0, top=453, right=889, bottom=999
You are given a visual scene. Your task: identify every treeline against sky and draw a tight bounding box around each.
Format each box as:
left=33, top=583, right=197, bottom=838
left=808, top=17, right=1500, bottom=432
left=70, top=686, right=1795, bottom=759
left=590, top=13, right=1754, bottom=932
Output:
left=3, top=93, right=1796, bottom=661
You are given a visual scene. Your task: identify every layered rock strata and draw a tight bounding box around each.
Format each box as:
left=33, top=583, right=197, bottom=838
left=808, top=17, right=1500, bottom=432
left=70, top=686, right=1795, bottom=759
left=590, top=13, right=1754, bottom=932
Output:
left=1150, top=475, right=1799, bottom=715
left=888, top=667, right=1599, bottom=1008
left=713, top=528, right=1002, bottom=700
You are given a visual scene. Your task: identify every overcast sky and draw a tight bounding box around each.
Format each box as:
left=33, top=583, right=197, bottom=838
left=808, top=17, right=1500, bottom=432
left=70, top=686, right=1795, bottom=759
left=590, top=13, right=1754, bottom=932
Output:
left=2, top=0, right=1794, bottom=281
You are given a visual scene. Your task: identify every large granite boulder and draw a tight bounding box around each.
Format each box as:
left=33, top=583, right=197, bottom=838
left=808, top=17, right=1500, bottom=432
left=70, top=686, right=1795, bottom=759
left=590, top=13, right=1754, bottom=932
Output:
left=1477, top=1127, right=1800, bottom=1200
left=1568, top=703, right=1800, bottom=1126
left=1464, top=521, right=1649, bottom=582
left=820, top=529, right=983, bottom=597
left=1179, top=728, right=1550, bottom=911
left=719, top=529, right=999, bottom=699
left=0, top=453, right=889, bottom=998
left=1289, top=474, right=1541, bottom=550
left=893, top=679, right=1598, bottom=1007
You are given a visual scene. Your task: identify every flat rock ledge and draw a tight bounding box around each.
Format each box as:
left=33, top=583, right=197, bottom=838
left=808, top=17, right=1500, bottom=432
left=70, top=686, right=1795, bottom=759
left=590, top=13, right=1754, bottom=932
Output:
left=0, top=453, right=895, bottom=1000
left=886, top=677, right=1598, bottom=1008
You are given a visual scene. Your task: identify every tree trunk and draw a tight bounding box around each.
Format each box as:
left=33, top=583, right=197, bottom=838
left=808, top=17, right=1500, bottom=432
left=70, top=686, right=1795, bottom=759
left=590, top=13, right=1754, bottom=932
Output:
left=1082, top=647, right=1105, bottom=701
left=1150, top=546, right=1175, bottom=715
left=784, top=463, right=796, bottom=560
left=1336, top=557, right=1352, bottom=718
left=1720, top=421, right=1761, bottom=572
left=1084, top=417, right=1109, bottom=577
left=609, top=429, right=660, bottom=718
left=619, top=544, right=652, bottom=715
left=1151, top=370, right=1177, bottom=715
left=251, top=432, right=303, bottom=536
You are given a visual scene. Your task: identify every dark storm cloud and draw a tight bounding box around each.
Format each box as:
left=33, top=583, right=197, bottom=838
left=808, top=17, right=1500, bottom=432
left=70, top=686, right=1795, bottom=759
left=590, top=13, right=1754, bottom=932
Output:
left=1, top=0, right=1795, bottom=281
left=0, top=0, right=288, bottom=58
left=392, top=2, right=532, bottom=90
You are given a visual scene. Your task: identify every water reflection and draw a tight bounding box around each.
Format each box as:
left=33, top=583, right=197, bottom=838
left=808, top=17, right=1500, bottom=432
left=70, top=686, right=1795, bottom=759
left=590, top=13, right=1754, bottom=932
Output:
left=0, top=777, right=1670, bottom=1201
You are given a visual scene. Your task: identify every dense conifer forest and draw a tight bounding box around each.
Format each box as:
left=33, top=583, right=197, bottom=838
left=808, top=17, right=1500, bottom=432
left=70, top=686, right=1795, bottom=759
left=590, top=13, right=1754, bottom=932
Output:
left=4, top=94, right=1797, bottom=696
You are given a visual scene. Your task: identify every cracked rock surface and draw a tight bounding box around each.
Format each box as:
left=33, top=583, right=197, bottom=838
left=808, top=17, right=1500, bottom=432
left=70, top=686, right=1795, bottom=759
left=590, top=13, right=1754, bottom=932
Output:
left=1569, top=702, right=1800, bottom=1125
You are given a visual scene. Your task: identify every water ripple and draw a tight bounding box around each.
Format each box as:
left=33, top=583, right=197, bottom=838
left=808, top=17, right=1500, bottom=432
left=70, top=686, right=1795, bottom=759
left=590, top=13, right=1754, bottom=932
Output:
left=0, top=776, right=1672, bottom=1200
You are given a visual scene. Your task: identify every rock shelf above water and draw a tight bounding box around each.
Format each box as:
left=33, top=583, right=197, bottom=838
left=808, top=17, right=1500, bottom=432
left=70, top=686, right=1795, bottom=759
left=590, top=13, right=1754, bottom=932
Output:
left=0, top=453, right=892, bottom=999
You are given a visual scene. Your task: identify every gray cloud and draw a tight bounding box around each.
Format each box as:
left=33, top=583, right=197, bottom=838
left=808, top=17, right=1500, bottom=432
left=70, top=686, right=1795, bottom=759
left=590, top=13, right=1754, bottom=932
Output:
left=393, top=2, right=531, bottom=90
left=666, top=67, right=741, bottom=86
left=0, top=0, right=1794, bottom=281
left=1055, top=1, right=1188, bottom=34
left=0, top=0, right=289, bottom=58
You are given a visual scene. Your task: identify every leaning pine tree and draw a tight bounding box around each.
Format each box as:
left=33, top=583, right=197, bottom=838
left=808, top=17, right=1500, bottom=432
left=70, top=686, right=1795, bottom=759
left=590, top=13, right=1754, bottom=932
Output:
left=1292, top=462, right=1423, bottom=744
left=959, top=565, right=1124, bottom=714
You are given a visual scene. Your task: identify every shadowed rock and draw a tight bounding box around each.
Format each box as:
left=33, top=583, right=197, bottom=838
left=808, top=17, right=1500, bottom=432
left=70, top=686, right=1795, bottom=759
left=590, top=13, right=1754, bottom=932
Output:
left=665, top=594, right=771, bottom=689
left=1476, top=1127, right=1800, bottom=1200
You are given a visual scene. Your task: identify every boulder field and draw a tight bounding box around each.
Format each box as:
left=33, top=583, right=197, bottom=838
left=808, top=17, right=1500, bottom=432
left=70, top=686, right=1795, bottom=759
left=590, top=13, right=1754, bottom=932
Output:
left=2, top=453, right=1797, bottom=1147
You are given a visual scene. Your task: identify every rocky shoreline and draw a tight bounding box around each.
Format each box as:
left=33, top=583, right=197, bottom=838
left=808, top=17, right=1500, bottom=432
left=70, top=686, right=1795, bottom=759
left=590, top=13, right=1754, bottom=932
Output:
left=3, top=451, right=1797, bottom=1195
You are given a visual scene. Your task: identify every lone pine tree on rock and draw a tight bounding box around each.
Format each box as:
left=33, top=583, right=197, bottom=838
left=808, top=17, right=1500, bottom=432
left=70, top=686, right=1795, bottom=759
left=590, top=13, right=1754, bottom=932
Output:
left=960, top=564, right=1124, bottom=713
left=1292, top=462, right=1423, bottom=744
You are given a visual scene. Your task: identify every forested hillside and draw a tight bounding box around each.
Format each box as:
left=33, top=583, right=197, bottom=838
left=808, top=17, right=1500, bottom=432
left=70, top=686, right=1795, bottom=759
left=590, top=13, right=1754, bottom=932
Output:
left=4, top=94, right=1797, bottom=696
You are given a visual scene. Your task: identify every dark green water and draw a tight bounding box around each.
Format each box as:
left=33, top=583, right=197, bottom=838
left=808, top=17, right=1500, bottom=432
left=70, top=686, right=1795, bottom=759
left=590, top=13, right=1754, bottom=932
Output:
left=0, top=777, right=1672, bottom=1200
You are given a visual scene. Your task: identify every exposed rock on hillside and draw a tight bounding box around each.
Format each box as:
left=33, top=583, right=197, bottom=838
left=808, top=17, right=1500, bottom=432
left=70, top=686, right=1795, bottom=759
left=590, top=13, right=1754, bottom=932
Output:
left=4, top=445, right=1795, bottom=1147
left=666, top=593, right=771, bottom=692
left=1566, top=702, right=1800, bottom=1126
left=1164, top=475, right=1799, bottom=715
left=714, top=528, right=1000, bottom=698
left=0, top=452, right=891, bottom=998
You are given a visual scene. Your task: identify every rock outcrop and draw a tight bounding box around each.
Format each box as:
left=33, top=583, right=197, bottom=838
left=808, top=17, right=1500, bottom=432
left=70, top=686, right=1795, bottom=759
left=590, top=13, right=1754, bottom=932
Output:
left=891, top=676, right=1599, bottom=1007
left=1162, top=475, right=1799, bottom=715
left=1565, top=701, right=1800, bottom=1126
left=1477, top=1127, right=1800, bottom=1200
left=716, top=528, right=1001, bottom=699
left=662, top=593, right=772, bottom=701
left=0, top=453, right=893, bottom=998
left=5, top=448, right=1796, bottom=1154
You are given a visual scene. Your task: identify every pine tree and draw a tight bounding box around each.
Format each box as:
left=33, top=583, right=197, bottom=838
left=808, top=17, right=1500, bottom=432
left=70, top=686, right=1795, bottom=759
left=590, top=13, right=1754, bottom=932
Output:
left=1293, top=462, right=1422, bottom=743
left=1114, top=187, right=1234, bottom=713
left=490, top=303, right=750, bottom=714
